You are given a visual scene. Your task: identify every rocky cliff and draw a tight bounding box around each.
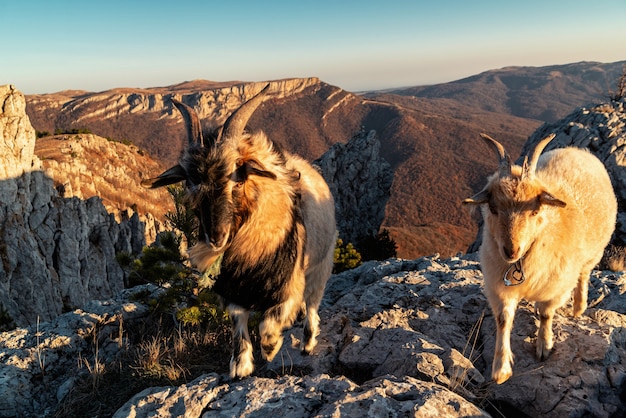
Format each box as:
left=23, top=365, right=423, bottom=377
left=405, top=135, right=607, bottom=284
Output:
left=316, top=129, right=394, bottom=244
left=55, top=78, right=319, bottom=127
left=26, top=78, right=325, bottom=166
left=0, top=85, right=151, bottom=327
left=35, top=133, right=170, bottom=244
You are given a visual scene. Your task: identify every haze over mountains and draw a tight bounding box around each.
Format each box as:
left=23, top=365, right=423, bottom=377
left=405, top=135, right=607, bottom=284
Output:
left=25, top=60, right=626, bottom=258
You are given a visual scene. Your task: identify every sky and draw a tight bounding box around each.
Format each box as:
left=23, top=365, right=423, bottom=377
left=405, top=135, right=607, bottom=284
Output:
left=2, top=0, right=625, bottom=95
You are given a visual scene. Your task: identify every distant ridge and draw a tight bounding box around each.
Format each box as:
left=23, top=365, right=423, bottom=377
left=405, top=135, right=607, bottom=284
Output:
left=386, top=61, right=626, bottom=122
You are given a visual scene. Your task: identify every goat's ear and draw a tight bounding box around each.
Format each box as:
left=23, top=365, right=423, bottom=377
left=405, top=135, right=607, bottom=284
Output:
left=463, top=188, right=490, bottom=205
left=141, top=165, right=187, bottom=189
left=539, top=191, right=566, bottom=208
left=234, top=158, right=277, bottom=182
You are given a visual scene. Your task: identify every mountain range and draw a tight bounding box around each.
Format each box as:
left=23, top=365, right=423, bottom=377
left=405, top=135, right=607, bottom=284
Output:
left=25, top=60, right=626, bottom=258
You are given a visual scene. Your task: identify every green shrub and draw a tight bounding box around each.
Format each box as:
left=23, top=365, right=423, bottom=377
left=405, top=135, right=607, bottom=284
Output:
left=120, top=231, right=228, bottom=329
left=334, top=238, right=362, bottom=273
left=609, top=64, right=626, bottom=101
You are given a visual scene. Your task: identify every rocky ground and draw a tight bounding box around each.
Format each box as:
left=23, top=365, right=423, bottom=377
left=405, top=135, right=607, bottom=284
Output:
left=1, top=254, right=624, bottom=417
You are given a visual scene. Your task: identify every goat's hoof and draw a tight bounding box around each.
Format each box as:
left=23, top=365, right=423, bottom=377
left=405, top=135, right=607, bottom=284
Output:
left=301, top=339, right=317, bottom=355
left=230, top=357, right=255, bottom=380
left=492, top=367, right=512, bottom=384
left=261, top=335, right=283, bottom=362
left=536, top=340, right=553, bottom=361
left=572, top=306, right=586, bottom=318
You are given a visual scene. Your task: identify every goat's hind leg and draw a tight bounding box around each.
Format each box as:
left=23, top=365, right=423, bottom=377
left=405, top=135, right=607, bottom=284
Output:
left=227, top=305, right=254, bottom=379
left=302, top=304, right=320, bottom=355
left=536, top=289, right=574, bottom=361
left=573, top=265, right=593, bottom=318
left=535, top=301, right=556, bottom=361
left=301, top=262, right=332, bottom=355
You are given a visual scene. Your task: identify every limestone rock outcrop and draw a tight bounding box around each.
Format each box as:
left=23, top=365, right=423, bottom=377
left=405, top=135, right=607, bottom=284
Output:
left=0, top=285, right=157, bottom=417
left=27, top=78, right=321, bottom=136
left=0, top=85, right=149, bottom=327
left=116, top=255, right=625, bottom=417
left=316, top=129, right=393, bottom=244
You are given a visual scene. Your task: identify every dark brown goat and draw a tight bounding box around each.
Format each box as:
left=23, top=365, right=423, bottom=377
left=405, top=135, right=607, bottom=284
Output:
left=142, top=85, right=336, bottom=378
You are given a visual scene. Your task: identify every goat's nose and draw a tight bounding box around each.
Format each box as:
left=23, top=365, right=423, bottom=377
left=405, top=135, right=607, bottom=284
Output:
left=209, top=236, right=223, bottom=248
left=209, top=231, right=228, bottom=249
left=502, top=244, right=515, bottom=260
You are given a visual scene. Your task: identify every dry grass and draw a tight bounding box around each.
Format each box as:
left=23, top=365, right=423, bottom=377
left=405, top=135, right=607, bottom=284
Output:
left=55, top=312, right=232, bottom=417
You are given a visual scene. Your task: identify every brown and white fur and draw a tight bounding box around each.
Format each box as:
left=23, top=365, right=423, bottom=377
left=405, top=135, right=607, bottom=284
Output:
left=142, top=85, right=336, bottom=379
left=463, top=133, right=616, bottom=384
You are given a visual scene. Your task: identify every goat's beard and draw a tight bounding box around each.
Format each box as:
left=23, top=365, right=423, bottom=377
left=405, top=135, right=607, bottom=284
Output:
left=188, top=242, right=224, bottom=272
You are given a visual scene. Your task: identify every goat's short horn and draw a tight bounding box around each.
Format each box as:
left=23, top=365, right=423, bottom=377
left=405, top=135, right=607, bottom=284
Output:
left=523, top=134, right=556, bottom=178
left=221, top=84, right=271, bottom=141
left=479, top=133, right=512, bottom=177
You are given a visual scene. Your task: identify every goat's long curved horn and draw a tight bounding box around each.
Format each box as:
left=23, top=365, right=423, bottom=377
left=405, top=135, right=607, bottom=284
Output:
left=221, top=84, right=271, bottom=141
left=172, top=99, right=204, bottom=147
left=523, top=133, right=556, bottom=178
left=479, top=133, right=512, bottom=177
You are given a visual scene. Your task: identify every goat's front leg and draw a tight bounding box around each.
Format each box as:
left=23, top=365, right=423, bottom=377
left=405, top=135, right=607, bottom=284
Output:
left=259, top=298, right=300, bottom=362
left=491, top=297, right=518, bottom=384
left=227, top=304, right=254, bottom=379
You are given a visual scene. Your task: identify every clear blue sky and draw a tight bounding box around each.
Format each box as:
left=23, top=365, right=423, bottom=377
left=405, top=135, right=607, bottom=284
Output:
left=2, top=0, right=625, bottom=94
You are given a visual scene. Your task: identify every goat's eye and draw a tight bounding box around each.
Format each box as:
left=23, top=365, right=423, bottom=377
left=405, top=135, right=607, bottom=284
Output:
left=488, top=203, right=498, bottom=215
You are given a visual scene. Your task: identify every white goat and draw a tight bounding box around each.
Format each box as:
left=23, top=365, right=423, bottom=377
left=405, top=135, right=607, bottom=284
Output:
left=463, top=133, right=616, bottom=384
left=142, top=85, right=336, bottom=379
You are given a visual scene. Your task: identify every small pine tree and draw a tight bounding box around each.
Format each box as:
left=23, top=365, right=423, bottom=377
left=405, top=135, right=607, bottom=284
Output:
left=0, top=304, right=15, bottom=332
left=165, top=185, right=198, bottom=247
left=124, top=232, right=190, bottom=288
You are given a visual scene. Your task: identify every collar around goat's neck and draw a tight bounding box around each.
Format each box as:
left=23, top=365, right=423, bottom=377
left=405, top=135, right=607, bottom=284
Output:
left=503, top=257, right=526, bottom=286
